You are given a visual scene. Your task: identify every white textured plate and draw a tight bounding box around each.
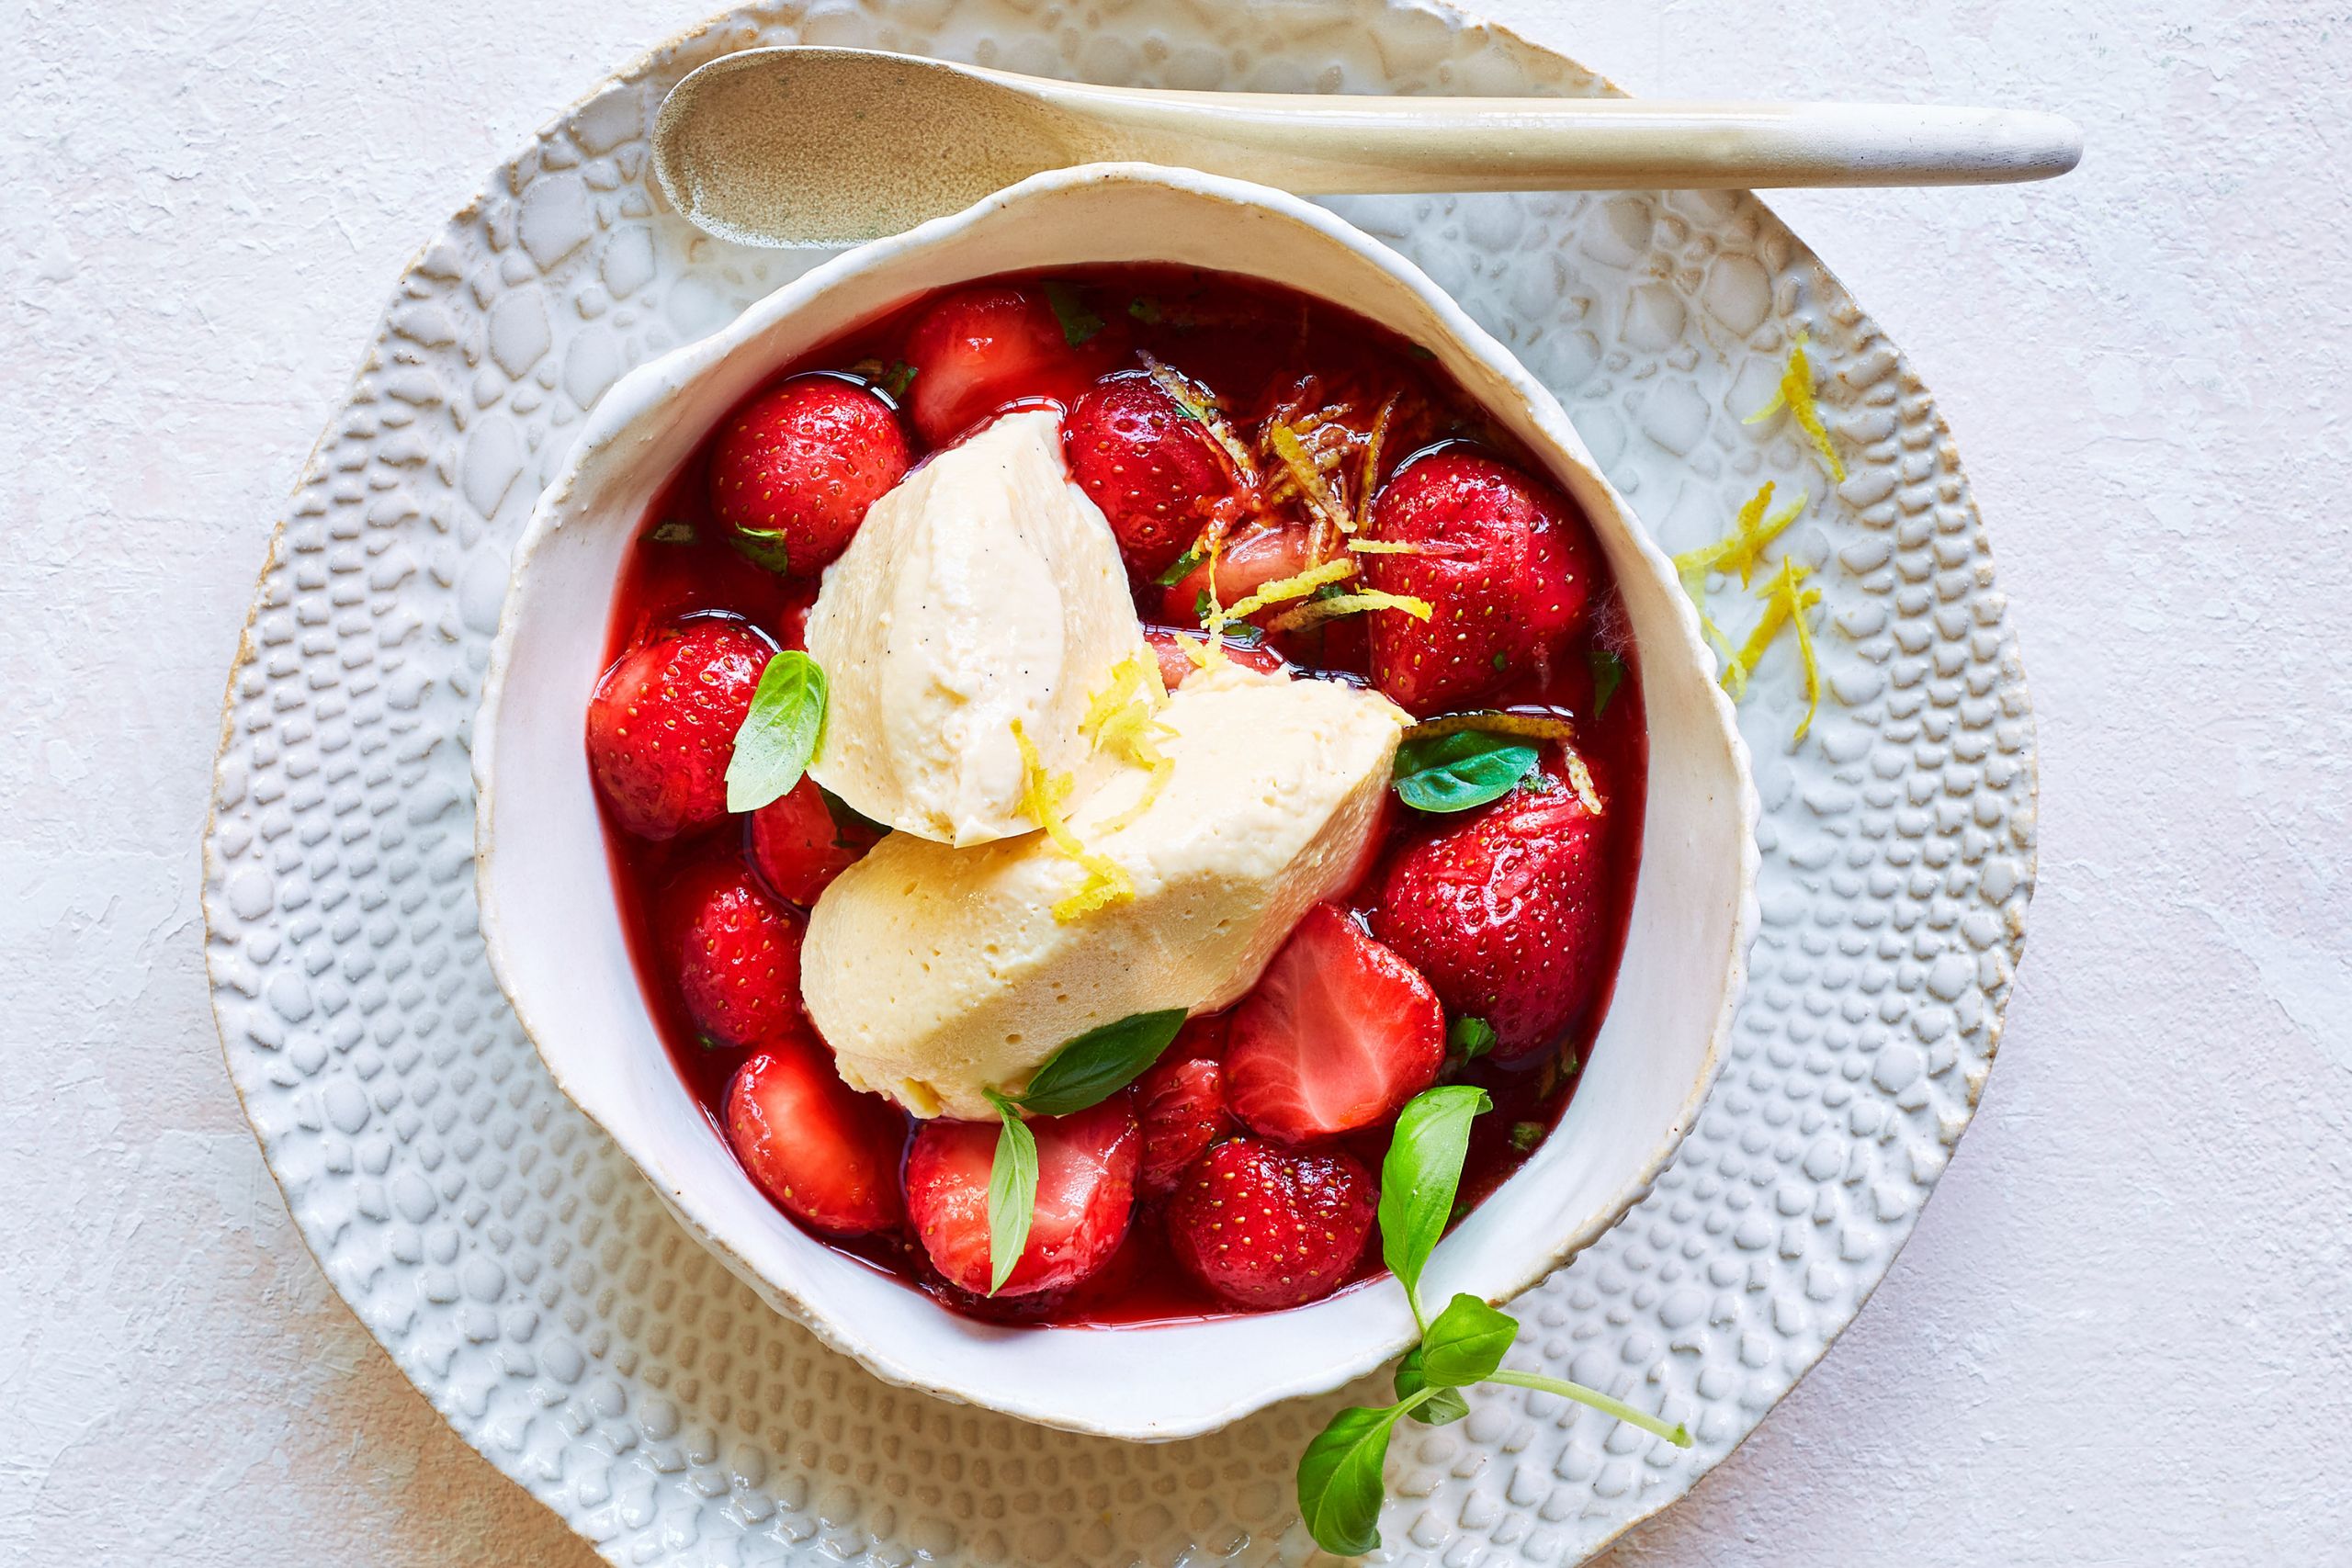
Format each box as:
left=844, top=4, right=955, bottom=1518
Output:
left=202, top=2, right=2036, bottom=1562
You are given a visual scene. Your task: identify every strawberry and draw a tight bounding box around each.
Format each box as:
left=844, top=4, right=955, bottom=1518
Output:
left=1062, top=371, right=1236, bottom=578
left=1156, top=524, right=1313, bottom=627
left=1135, top=1055, right=1231, bottom=1198
left=904, top=1096, right=1140, bottom=1298
left=675, top=865, right=808, bottom=1050
left=748, top=775, right=883, bottom=908
left=1140, top=626, right=1288, bottom=692
left=586, top=618, right=773, bottom=840
left=901, top=284, right=1114, bottom=446
left=1367, top=776, right=1611, bottom=1061
left=707, top=377, right=910, bottom=575
left=1362, top=451, right=1600, bottom=714
left=1165, top=1137, right=1376, bottom=1310
left=725, top=1040, right=907, bottom=1235
left=1225, top=903, right=1445, bottom=1144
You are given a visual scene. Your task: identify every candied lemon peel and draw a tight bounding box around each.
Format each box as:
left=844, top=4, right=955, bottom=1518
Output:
left=1745, top=331, right=1848, bottom=482
left=1010, top=718, right=1135, bottom=922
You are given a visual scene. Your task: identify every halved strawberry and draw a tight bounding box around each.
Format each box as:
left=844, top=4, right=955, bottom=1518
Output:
left=707, top=376, right=911, bottom=576
left=1362, top=451, right=1600, bottom=714
left=901, top=285, right=1114, bottom=446
left=1135, top=1056, right=1231, bottom=1198
left=748, top=775, right=883, bottom=908
left=1225, top=903, right=1445, bottom=1144
left=675, top=865, right=807, bottom=1050
left=1062, top=371, right=1237, bottom=579
left=1140, top=626, right=1288, bottom=692
left=904, top=1096, right=1140, bottom=1298
left=1165, top=1137, right=1376, bottom=1309
left=1367, top=773, right=1611, bottom=1061
left=586, top=619, right=773, bottom=840
left=725, top=1040, right=906, bottom=1235
left=1156, top=524, right=1313, bottom=627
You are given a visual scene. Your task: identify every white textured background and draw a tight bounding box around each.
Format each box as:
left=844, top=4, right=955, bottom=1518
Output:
left=3, top=0, right=2347, bottom=1562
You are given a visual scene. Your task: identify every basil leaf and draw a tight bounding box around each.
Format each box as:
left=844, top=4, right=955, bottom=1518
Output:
left=1155, top=547, right=1204, bottom=588
left=1296, top=1399, right=1419, bottom=1557
left=1446, top=1015, right=1497, bottom=1064
left=1011, top=1009, right=1187, bottom=1116
left=1391, top=730, right=1540, bottom=814
left=647, top=519, right=697, bottom=545
left=1510, top=1120, right=1544, bottom=1153
left=1044, top=281, right=1105, bottom=346
left=880, top=360, right=918, bottom=400
left=1127, top=296, right=1164, bottom=325
left=1393, top=1347, right=1469, bottom=1426
left=1587, top=647, right=1626, bottom=716
left=725, top=525, right=793, bottom=574
left=1379, top=1085, right=1491, bottom=1313
left=1419, top=1294, right=1519, bottom=1387
left=726, top=651, right=828, bottom=813
left=983, top=1090, right=1037, bottom=1296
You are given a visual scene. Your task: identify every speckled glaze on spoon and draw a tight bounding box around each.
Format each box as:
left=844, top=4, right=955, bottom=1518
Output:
left=651, top=46, right=2083, bottom=248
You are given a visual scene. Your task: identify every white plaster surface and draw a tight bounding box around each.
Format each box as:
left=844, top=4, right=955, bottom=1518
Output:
left=0, top=0, right=2346, bottom=1563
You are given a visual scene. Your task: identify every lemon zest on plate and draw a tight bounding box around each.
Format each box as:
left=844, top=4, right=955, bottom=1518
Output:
left=1267, top=590, right=1432, bottom=633
left=1011, top=718, right=1135, bottom=921
left=1720, top=557, right=1825, bottom=735
left=1672, top=480, right=1809, bottom=586
left=1743, top=332, right=1847, bottom=482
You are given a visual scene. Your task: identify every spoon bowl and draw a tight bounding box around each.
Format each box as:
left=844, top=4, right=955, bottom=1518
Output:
left=653, top=46, right=2083, bottom=248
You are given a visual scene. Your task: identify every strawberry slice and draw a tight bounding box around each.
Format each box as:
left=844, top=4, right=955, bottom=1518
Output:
left=901, top=284, right=1114, bottom=446
left=725, top=1040, right=907, bottom=1235
left=707, top=376, right=910, bottom=576
left=1368, top=773, right=1612, bottom=1061
left=1140, top=626, right=1288, bottom=692
left=1165, top=1137, right=1376, bottom=1309
left=1062, top=371, right=1237, bottom=579
left=1156, top=524, right=1313, bottom=627
left=675, top=865, right=808, bottom=1050
left=904, top=1097, right=1140, bottom=1298
left=748, top=775, right=883, bottom=908
left=1362, top=451, right=1600, bottom=714
left=586, top=619, right=773, bottom=840
left=1135, top=1055, right=1231, bottom=1198
left=1225, top=903, right=1445, bottom=1144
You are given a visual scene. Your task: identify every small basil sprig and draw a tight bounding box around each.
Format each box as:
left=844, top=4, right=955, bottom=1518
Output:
left=1043, top=280, right=1105, bottom=345
left=1296, top=1085, right=1694, bottom=1557
left=978, top=1009, right=1187, bottom=1292
left=726, top=651, right=827, bottom=812
left=1587, top=646, right=1627, bottom=717
left=1391, top=728, right=1541, bottom=813
left=726, top=525, right=794, bottom=575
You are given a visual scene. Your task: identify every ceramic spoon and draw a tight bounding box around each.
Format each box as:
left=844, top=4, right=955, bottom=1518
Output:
left=652, top=47, right=2082, bottom=248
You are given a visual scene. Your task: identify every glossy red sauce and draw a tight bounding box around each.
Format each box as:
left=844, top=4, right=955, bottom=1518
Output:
left=597, top=265, right=1647, bottom=1327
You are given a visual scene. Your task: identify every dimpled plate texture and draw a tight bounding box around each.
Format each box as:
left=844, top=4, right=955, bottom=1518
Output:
left=201, top=2, right=2037, bottom=1562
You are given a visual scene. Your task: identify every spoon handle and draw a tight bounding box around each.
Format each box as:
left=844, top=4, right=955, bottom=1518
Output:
left=1032, top=82, right=2082, bottom=190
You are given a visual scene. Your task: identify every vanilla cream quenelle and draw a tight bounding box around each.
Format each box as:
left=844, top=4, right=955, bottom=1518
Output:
left=804, top=409, right=1148, bottom=847
left=801, top=663, right=1408, bottom=1120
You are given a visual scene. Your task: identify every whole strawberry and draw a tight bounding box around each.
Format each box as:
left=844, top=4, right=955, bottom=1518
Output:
left=676, top=865, right=808, bottom=1051
left=1362, top=451, right=1599, bottom=714
left=1166, top=1137, right=1376, bottom=1310
left=1062, top=371, right=1235, bottom=578
left=707, top=377, right=910, bottom=576
left=749, top=775, right=883, bottom=908
left=1368, top=779, right=1611, bottom=1061
left=586, top=619, right=773, bottom=840
left=1135, top=1055, right=1231, bottom=1198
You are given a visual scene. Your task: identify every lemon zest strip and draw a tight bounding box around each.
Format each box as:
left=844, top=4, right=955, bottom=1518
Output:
left=1011, top=718, right=1134, bottom=922
left=1345, top=538, right=1431, bottom=556
left=1267, top=590, right=1433, bottom=633
left=1356, top=393, right=1398, bottom=535
left=1720, top=558, right=1824, bottom=724
left=1744, top=332, right=1847, bottom=482
left=1217, top=556, right=1357, bottom=625
left=1080, top=651, right=1176, bottom=834
left=1268, top=422, right=1351, bottom=549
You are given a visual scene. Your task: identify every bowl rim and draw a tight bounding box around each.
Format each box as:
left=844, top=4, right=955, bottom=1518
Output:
left=473, top=160, right=1759, bottom=1440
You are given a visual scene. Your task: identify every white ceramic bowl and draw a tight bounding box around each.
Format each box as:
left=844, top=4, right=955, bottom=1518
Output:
left=474, top=163, right=1757, bottom=1442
